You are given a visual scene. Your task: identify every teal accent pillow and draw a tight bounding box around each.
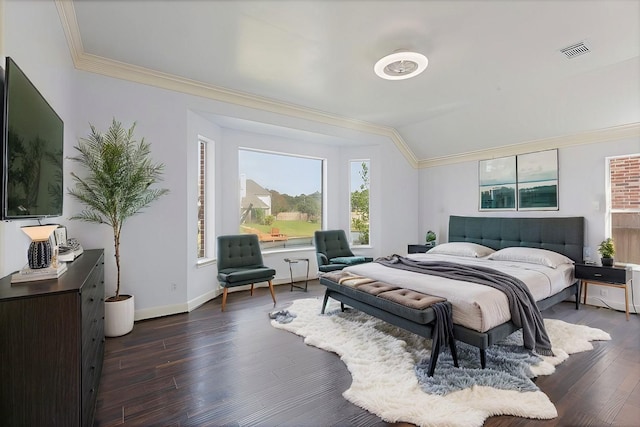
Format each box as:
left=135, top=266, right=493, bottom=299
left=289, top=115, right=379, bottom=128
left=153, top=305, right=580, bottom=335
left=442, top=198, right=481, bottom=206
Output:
left=330, top=256, right=366, bottom=265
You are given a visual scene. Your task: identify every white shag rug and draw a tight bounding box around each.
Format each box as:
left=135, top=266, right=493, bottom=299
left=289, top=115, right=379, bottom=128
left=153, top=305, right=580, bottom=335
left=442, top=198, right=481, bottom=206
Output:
left=271, top=298, right=611, bottom=427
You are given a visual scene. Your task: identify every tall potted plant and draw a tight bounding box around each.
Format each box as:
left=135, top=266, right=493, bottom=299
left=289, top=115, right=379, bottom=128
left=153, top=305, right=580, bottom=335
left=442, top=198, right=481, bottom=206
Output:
left=68, top=119, right=169, bottom=337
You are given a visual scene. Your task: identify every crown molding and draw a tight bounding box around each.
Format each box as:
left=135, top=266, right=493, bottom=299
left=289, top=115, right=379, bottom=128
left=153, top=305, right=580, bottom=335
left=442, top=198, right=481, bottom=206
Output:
left=54, top=0, right=419, bottom=169
left=54, top=1, right=635, bottom=172
left=417, top=122, right=640, bottom=168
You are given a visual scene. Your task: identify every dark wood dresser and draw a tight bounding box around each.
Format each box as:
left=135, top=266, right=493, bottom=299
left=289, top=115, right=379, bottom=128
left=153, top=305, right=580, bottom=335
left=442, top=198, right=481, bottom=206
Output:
left=0, top=249, right=105, bottom=426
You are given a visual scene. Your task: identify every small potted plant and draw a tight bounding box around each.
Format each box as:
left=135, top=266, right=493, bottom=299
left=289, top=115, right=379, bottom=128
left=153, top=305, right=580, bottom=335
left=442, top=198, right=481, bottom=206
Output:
left=598, top=238, right=615, bottom=267
left=425, top=230, right=436, bottom=248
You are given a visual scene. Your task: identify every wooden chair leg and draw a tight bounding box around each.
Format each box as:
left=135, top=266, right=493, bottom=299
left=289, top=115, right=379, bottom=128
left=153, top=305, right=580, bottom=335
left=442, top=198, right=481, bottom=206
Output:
left=221, top=287, right=228, bottom=312
left=250, top=284, right=254, bottom=296
left=268, top=280, right=276, bottom=305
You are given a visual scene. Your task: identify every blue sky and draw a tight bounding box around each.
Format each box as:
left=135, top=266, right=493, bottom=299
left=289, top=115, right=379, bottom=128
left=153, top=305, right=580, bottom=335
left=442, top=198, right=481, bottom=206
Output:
left=239, top=150, right=322, bottom=196
left=239, top=150, right=369, bottom=196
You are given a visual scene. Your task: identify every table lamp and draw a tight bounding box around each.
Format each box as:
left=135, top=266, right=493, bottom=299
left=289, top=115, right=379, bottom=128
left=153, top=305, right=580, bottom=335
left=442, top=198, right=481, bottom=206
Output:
left=21, top=225, right=59, bottom=269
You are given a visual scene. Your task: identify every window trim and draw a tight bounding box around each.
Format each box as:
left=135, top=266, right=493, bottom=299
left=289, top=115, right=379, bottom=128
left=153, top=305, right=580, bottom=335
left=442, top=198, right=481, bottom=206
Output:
left=605, top=154, right=640, bottom=266
left=349, top=159, right=371, bottom=247
left=238, top=147, right=325, bottom=252
left=197, top=135, right=215, bottom=263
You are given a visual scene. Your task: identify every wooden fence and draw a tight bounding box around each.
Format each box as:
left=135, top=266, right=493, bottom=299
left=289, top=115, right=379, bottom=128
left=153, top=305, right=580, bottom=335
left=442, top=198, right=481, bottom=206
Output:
left=612, top=213, right=640, bottom=264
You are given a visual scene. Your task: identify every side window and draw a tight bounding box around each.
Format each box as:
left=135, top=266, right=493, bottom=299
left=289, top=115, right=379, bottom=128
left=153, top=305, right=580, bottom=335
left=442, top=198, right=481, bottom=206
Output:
left=198, top=136, right=214, bottom=260
left=607, top=154, right=640, bottom=264
left=239, top=149, right=323, bottom=250
left=350, top=160, right=370, bottom=246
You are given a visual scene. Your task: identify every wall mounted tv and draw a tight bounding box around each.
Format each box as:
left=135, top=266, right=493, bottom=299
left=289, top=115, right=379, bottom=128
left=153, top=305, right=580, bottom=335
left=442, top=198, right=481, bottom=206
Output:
left=1, top=57, right=63, bottom=220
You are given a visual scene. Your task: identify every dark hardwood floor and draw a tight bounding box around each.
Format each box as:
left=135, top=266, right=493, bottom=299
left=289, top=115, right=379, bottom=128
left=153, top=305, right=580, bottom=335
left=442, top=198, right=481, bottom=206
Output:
left=95, top=280, right=640, bottom=427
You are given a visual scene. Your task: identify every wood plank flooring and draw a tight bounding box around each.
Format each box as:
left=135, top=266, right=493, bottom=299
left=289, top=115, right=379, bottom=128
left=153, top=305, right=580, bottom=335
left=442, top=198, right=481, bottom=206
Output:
left=95, top=280, right=640, bottom=427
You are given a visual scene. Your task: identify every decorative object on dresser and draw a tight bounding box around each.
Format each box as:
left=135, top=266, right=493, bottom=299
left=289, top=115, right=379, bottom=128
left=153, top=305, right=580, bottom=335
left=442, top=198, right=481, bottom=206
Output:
left=0, top=249, right=105, bottom=427
left=10, top=261, right=68, bottom=283
left=68, top=119, right=169, bottom=337
left=20, top=224, right=59, bottom=269
left=597, top=237, right=615, bottom=266
left=575, top=263, right=633, bottom=320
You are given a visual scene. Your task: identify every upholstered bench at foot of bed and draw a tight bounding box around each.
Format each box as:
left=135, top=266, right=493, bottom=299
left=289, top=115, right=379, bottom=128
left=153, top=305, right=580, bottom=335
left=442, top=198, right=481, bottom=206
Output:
left=319, top=272, right=458, bottom=376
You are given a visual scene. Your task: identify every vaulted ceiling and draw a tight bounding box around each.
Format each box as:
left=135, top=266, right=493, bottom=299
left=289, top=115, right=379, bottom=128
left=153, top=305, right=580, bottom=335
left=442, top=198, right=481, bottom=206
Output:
left=60, top=0, right=640, bottom=166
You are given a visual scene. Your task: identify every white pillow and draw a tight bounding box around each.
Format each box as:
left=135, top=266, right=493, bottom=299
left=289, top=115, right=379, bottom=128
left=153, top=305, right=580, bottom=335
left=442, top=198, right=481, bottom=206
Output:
left=427, top=242, right=495, bottom=258
left=487, top=247, right=574, bottom=268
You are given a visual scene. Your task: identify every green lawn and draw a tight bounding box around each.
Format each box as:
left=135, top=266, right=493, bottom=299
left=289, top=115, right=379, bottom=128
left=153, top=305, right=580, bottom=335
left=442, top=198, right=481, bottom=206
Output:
left=241, top=220, right=320, bottom=238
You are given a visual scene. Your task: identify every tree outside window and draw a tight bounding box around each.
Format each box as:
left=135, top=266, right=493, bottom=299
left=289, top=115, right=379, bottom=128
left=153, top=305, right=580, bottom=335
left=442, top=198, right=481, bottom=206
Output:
left=350, top=160, right=370, bottom=245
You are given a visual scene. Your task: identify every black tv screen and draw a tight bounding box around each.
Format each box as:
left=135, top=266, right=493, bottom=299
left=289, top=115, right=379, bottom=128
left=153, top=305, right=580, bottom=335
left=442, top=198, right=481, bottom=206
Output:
left=1, top=57, right=63, bottom=219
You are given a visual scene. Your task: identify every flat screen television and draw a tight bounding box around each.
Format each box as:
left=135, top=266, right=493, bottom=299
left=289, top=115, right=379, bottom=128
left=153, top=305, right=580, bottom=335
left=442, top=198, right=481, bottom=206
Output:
left=1, top=57, right=64, bottom=220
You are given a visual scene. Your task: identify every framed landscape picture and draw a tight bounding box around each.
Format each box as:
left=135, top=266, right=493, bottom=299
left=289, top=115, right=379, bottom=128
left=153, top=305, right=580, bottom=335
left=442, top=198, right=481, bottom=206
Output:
left=517, top=149, right=558, bottom=210
left=479, top=155, right=517, bottom=211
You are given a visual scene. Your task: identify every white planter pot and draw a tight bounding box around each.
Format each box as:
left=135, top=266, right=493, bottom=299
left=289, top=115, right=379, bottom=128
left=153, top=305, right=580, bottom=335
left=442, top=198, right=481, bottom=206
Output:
left=104, top=294, right=135, bottom=337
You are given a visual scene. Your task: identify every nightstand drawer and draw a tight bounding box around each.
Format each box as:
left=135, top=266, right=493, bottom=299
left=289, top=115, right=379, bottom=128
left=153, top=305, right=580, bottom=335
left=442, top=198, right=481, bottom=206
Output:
left=575, top=264, right=630, bottom=284
left=408, top=243, right=435, bottom=254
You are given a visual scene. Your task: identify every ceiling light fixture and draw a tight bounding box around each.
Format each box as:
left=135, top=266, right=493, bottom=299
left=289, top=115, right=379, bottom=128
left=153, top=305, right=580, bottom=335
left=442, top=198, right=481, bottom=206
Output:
left=374, top=51, right=428, bottom=80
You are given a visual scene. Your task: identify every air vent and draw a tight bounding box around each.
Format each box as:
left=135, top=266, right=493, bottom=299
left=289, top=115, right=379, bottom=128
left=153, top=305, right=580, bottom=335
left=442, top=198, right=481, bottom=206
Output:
left=560, top=42, right=591, bottom=59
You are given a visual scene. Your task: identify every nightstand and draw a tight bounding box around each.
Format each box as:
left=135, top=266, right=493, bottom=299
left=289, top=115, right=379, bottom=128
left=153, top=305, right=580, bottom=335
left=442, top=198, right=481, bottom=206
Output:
left=575, top=263, right=633, bottom=320
left=408, top=243, right=435, bottom=254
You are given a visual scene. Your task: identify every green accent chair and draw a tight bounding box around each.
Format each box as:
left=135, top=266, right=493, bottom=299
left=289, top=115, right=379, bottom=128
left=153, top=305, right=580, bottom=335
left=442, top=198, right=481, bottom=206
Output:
left=313, top=229, right=373, bottom=273
left=217, top=234, right=276, bottom=311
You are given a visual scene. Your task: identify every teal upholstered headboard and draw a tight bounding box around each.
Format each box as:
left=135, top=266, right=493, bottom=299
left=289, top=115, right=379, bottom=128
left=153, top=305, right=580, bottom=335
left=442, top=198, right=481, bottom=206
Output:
left=448, top=216, right=585, bottom=263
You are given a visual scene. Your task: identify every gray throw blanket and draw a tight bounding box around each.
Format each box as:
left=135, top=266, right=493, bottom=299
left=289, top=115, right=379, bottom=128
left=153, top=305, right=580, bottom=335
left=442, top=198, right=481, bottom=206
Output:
left=431, top=301, right=455, bottom=351
left=375, top=255, right=554, bottom=356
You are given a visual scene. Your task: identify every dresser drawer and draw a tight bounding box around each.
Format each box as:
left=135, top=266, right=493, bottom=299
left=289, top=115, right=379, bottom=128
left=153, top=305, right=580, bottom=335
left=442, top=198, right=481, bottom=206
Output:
left=575, top=264, right=630, bottom=284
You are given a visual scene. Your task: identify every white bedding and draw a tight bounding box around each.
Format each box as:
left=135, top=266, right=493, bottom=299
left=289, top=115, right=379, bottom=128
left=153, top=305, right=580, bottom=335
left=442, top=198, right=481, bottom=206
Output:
left=343, top=253, right=575, bottom=333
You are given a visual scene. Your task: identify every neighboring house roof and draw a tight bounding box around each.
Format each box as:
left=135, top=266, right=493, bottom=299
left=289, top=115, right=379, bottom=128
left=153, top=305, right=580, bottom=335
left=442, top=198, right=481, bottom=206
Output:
left=245, top=179, right=269, bottom=196
left=241, top=179, right=270, bottom=209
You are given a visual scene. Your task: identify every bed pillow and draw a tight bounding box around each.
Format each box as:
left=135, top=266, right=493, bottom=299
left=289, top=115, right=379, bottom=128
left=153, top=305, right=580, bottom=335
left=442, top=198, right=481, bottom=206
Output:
left=426, top=242, right=495, bottom=258
left=487, top=247, right=574, bottom=268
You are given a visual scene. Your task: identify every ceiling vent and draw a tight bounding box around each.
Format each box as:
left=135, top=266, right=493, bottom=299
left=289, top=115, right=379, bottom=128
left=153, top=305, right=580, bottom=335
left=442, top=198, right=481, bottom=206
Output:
left=560, top=42, right=591, bottom=59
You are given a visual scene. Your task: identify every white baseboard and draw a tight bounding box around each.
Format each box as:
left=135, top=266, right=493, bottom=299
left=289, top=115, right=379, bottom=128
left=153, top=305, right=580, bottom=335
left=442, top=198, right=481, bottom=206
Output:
left=133, top=278, right=306, bottom=321
left=583, top=296, right=639, bottom=317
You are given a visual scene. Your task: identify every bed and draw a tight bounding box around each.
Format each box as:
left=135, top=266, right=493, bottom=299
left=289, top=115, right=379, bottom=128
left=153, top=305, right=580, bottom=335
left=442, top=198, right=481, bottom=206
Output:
left=337, top=215, right=584, bottom=366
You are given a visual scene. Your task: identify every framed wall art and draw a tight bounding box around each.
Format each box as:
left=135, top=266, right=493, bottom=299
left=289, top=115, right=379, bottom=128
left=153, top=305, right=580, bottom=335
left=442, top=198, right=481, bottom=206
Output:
left=479, top=155, right=517, bottom=211
left=517, top=149, right=558, bottom=210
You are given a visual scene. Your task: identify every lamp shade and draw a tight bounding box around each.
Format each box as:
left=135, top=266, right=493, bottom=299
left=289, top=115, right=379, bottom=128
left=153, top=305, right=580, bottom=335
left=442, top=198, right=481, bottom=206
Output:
left=21, top=225, right=59, bottom=242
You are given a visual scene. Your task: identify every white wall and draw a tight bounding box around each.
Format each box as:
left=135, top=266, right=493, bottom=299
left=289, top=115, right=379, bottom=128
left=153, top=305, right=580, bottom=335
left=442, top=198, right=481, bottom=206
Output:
left=70, top=64, right=420, bottom=319
left=4, top=0, right=634, bottom=321
left=0, top=0, right=76, bottom=277
left=0, top=0, right=419, bottom=320
left=419, top=136, right=640, bottom=313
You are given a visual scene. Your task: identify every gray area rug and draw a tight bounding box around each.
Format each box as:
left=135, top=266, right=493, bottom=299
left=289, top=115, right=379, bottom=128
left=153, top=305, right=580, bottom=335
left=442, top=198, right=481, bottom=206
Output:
left=271, top=297, right=611, bottom=427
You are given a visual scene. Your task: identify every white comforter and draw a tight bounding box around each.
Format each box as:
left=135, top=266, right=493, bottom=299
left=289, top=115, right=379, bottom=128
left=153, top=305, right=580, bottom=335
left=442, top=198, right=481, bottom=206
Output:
left=344, top=253, right=574, bottom=333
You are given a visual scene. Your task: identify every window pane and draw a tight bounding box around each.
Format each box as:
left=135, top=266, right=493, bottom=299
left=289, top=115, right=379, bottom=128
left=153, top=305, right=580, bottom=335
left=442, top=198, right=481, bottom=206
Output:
left=609, top=155, right=640, bottom=264
left=350, top=160, right=370, bottom=245
left=197, top=139, right=206, bottom=258
left=239, top=149, right=323, bottom=250
left=612, top=212, right=640, bottom=264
